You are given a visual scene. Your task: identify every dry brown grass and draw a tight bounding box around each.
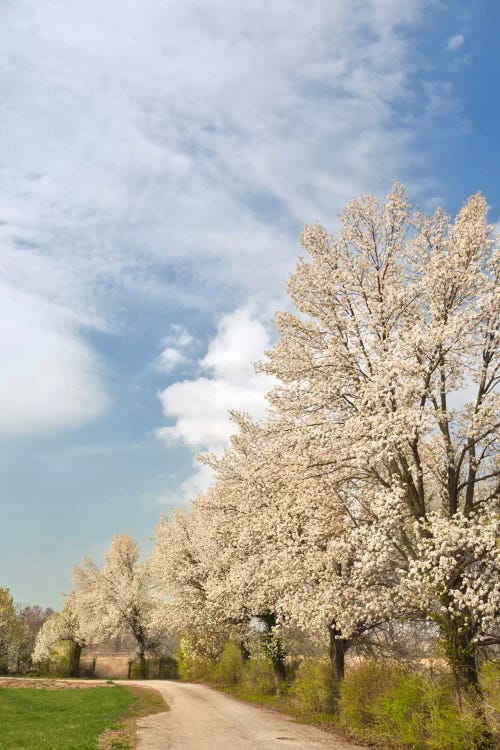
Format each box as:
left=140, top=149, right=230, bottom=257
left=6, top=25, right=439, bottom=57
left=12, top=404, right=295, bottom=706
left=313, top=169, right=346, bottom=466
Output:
left=0, top=676, right=113, bottom=690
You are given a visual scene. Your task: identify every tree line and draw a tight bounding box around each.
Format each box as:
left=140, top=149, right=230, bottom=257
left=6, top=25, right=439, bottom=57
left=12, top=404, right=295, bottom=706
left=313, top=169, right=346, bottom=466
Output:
left=0, top=587, right=53, bottom=674
left=29, top=183, right=499, bottom=743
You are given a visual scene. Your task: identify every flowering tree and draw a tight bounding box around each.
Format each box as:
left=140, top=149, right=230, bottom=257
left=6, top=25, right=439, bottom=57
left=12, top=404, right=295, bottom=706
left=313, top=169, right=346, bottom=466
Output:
left=17, top=604, right=54, bottom=672
left=202, top=413, right=380, bottom=684
left=152, top=496, right=252, bottom=665
left=0, top=587, right=21, bottom=674
left=260, top=182, right=499, bottom=703
left=73, top=534, right=164, bottom=677
left=32, top=594, right=85, bottom=676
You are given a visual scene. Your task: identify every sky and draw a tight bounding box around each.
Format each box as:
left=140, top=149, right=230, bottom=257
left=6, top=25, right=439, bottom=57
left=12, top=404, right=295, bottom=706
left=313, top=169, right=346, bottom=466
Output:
left=0, top=0, right=499, bottom=608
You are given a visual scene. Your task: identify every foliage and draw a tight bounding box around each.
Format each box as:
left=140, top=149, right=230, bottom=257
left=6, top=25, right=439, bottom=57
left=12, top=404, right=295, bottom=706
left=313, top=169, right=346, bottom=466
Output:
left=292, top=658, right=335, bottom=714
left=176, top=634, right=217, bottom=683
left=73, top=534, right=165, bottom=665
left=32, top=595, right=85, bottom=667
left=149, top=184, right=500, bottom=725
left=44, top=641, right=76, bottom=677
left=0, top=588, right=20, bottom=675
left=238, top=658, right=278, bottom=697
left=0, top=589, right=55, bottom=675
left=16, top=605, right=54, bottom=673
left=158, top=656, right=178, bottom=679
left=481, top=662, right=500, bottom=735
left=214, top=640, right=245, bottom=686
left=339, top=660, right=494, bottom=750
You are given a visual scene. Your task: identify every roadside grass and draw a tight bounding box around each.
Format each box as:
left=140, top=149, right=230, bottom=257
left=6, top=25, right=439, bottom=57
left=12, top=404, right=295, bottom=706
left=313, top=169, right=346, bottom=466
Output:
left=220, top=685, right=339, bottom=728
left=99, top=685, right=167, bottom=750
left=218, top=661, right=500, bottom=750
left=0, top=684, right=167, bottom=750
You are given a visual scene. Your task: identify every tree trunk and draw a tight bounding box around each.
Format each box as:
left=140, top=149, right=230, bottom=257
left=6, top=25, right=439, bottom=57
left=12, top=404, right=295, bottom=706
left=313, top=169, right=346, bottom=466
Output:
left=270, top=640, right=287, bottom=683
left=138, top=650, right=147, bottom=679
left=328, top=626, right=351, bottom=707
left=441, top=619, right=481, bottom=701
left=441, top=619, right=492, bottom=749
left=260, top=612, right=287, bottom=684
left=239, top=640, right=250, bottom=661
left=70, top=643, right=81, bottom=678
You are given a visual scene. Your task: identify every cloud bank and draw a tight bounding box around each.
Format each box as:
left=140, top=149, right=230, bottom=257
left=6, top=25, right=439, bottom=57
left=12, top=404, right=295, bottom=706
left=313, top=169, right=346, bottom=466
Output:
left=0, top=285, right=108, bottom=434
left=1, top=0, right=444, bottom=435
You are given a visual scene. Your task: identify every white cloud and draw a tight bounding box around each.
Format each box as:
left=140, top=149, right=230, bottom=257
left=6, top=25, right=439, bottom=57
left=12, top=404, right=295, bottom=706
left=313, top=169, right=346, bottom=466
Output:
left=0, top=0, right=447, bottom=434
left=1, top=1, right=443, bottom=305
left=0, top=284, right=108, bottom=434
left=163, top=325, right=194, bottom=349
left=447, top=34, right=464, bottom=52
left=155, top=324, right=194, bottom=373
left=157, top=308, right=275, bottom=498
left=157, top=347, right=186, bottom=374
left=157, top=308, right=274, bottom=451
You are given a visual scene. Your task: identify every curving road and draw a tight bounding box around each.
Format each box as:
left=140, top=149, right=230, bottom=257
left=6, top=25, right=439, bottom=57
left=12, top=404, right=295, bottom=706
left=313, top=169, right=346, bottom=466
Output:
left=131, top=680, right=362, bottom=750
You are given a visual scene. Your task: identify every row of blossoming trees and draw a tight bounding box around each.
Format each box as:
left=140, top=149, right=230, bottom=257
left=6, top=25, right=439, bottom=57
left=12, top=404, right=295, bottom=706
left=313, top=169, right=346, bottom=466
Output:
left=35, top=184, right=499, bottom=714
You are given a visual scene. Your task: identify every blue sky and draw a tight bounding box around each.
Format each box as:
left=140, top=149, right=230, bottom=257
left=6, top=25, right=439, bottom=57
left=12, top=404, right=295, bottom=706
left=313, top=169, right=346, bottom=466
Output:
left=0, top=0, right=498, bottom=608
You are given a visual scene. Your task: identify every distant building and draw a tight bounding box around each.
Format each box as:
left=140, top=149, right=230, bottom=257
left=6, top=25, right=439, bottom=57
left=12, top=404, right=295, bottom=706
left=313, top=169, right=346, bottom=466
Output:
left=80, top=636, right=177, bottom=679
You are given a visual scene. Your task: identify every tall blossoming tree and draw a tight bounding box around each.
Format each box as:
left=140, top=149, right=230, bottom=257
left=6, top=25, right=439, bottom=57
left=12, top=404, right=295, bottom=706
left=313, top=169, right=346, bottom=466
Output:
left=0, top=588, right=21, bottom=674
left=152, top=490, right=260, bottom=668
left=260, top=183, right=499, bottom=702
left=32, top=593, right=86, bottom=676
left=202, top=413, right=385, bottom=685
left=73, top=534, right=164, bottom=677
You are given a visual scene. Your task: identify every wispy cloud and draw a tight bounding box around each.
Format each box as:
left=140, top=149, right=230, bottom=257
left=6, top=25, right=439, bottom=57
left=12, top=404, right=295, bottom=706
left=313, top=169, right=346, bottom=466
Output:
left=447, top=33, right=464, bottom=51
left=1, top=0, right=445, bottom=434
left=157, top=347, right=186, bottom=374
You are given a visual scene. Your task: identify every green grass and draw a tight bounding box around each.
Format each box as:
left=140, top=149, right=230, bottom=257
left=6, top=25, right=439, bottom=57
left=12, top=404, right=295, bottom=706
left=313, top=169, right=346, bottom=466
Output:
left=0, top=686, right=136, bottom=750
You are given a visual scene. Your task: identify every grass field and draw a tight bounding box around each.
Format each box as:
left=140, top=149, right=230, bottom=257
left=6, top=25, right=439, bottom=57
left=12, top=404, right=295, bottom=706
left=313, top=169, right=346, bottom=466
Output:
left=0, top=684, right=165, bottom=750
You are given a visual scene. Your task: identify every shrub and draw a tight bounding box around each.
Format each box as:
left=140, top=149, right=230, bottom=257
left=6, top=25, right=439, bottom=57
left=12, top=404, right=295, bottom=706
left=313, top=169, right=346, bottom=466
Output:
left=45, top=641, right=74, bottom=678
left=214, top=641, right=245, bottom=686
left=339, top=660, right=483, bottom=750
left=339, top=660, right=401, bottom=733
left=373, top=673, right=432, bottom=749
left=177, top=651, right=215, bottom=682
left=481, top=661, right=500, bottom=735
left=176, top=641, right=216, bottom=683
left=422, top=680, right=483, bottom=750
left=158, top=656, right=178, bottom=680
left=292, top=658, right=336, bottom=714
left=239, top=658, right=277, bottom=697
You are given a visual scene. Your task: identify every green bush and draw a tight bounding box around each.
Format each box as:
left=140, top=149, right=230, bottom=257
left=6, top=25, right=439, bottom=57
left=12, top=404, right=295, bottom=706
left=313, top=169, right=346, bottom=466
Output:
left=128, top=658, right=150, bottom=679
left=214, top=641, right=245, bottom=686
left=481, top=661, right=500, bottom=734
left=158, top=656, right=178, bottom=680
left=292, top=658, right=336, bottom=714
left=175, top=632, right=225, bottom=683
left=339, top=660, right=401, bottom=733
left=422, top=680, right=485, bottom=750
left=339, top=660, right=484, bottom=750
left=176, top=642, right=216, bottom=683
left=374, top=673, right=434, bottom=749
left=239, top=658, right=277, bottom=697
left=45, top=641, right=74, bottom=678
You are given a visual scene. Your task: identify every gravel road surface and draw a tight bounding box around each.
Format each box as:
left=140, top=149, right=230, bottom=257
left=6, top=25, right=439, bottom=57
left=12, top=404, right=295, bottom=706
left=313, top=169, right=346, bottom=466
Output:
left=131, top=680, right=362, bottom=750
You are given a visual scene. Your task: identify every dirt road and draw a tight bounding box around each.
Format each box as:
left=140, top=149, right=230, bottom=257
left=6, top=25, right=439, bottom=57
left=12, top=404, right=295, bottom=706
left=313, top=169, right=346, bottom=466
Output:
left=131, top=680, right=362, bottom=750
